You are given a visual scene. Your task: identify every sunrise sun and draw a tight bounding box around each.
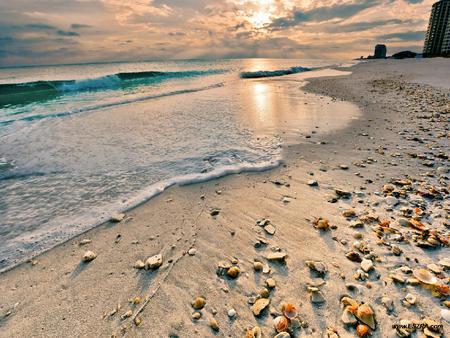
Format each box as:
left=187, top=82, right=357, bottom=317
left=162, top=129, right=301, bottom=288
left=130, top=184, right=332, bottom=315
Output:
left=246, top=0, right=276, bottom=29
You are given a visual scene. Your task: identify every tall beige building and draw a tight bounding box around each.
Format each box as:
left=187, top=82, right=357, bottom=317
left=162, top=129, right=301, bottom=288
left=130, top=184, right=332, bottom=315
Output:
left=423, top=0, right=450, bottom=56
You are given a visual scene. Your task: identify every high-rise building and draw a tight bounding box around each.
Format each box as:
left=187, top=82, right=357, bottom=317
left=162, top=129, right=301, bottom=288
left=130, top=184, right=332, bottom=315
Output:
left=423, top=0, right=450, bottom=57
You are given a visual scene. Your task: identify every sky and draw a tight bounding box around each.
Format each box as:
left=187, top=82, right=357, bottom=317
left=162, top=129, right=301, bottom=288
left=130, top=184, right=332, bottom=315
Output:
left=0, top=0, right=435, bottom=66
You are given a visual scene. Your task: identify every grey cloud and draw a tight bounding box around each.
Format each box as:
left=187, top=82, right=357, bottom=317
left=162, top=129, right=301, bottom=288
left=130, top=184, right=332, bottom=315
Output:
left=71, top=24, right=91, bottom=29
left=378, top=30, right=426, bottom=41
left=270, top=0, right=381, bottom=30
left=56, top=30, right=80, bottom=37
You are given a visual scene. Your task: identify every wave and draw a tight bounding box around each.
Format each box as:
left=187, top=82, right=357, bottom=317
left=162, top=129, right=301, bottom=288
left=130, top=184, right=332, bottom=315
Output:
left=0, top=156, right=282, bottom=273
left=240, top=66, right=310, bottom=79
left=0, top=69, right=224, bottom=107
left=0, top=82, right=224, bottom=126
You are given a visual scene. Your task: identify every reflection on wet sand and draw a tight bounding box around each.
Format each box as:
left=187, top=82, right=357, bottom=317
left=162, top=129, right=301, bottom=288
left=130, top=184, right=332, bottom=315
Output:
left=237, top=69, right=360, bottom=142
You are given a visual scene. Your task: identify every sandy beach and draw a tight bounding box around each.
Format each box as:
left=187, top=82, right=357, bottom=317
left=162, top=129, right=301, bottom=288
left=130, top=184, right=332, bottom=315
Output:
left=0, top=58, right=449, bottom=338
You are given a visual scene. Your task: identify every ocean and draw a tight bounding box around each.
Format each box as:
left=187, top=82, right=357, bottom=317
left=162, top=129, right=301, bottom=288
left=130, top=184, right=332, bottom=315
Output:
left=0, top=58, right=359, bottom=272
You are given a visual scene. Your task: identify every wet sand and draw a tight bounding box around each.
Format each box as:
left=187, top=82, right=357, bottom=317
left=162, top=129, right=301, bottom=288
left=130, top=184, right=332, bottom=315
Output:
left=0, top=58, right=449, bottom=338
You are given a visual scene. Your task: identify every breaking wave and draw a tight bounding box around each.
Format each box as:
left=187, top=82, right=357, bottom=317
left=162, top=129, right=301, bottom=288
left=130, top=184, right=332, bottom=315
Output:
left=0, top=69, right=224, bottom=107
left=240, top=66, right=310, bottom=79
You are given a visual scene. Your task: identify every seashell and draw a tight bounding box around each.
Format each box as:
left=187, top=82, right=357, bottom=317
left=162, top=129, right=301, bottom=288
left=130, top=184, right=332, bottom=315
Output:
left=82, top=250, right=97, bottom=263
left=251, top=298, right=270, bottom=316
left=192, top=297, right=206, bottom=310
left=356, top=324, right=370, bottom=337
left=314, top=218, right=330, bottom=230
left=356, top=303, right=376, bottom=330
left=246, top=326, right=262, bottom=338
left=281, top=303, right=298, bottom=319
left=341, top=307, right=357, bottom=325
left=226, top=266, right=240, bottom=279
left=273, top=316, right=289, bottom=332
left=412, top=268, right=438, bottom=285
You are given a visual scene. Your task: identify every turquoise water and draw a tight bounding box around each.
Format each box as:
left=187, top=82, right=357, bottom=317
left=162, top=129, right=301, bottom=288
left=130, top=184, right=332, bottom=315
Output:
left=0, top=58, right=355, bottom=271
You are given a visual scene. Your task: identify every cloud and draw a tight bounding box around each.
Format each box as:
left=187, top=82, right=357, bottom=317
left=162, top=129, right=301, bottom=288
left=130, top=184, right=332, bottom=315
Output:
left=56, top=30, right=80, bottom=37
left=0, top=0, right=435, bottom=66
left=270, top=0, right=382, bottom=29
left=378, top=30, right=426, bottom=41
left=70, top=23, right=91, bottom=29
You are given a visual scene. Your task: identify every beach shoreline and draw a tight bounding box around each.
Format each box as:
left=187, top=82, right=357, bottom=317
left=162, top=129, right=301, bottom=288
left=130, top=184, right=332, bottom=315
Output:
left=1, top=58, right=449, bottom=338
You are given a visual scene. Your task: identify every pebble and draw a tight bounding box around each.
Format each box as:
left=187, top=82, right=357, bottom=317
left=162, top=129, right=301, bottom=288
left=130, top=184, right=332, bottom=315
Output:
left=404, top=293, right=416, bottom=306
left=192, top=297, right=206, bottom=310
left=227, top=308, right=236, bottom=318
left=266, top=278, right=276, bottom=288
left=266, top=252, right=287, bottom=263
left=145, top=254, right=163, bottom=270
left=188, top=248, right=197, bottom=256
left=274, top=333, right=291, bottom=338
left=192, top=312, right=201, bottom=320
left=308, top=287, right=325, bottom=303
left=381, top=297, right=394, bottom=313
left=209, top=318, right=219, bottom=331
left=361, top=259, right=374, bottom=272
left=253, top=261, right=264, bottom=272
left=79, top=239, right=92, bottom=246
left=264, top=224, right=276, bottom=235
left=110, top=213, right=125, bottom=222
left=133, top=260, right=145, bottom=269
left=385, top=196, right=399, bottom=206
left=226, top=266, right=240, bottom=279
left=307, top=180, right=318, bottom=186
left=82, top=251, right=97, bottom=263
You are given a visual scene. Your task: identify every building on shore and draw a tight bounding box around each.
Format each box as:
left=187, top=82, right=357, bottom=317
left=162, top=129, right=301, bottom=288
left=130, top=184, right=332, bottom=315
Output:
left=374, top=44, right=387, bottom=58
left=423, top=0, right=450, bottom=57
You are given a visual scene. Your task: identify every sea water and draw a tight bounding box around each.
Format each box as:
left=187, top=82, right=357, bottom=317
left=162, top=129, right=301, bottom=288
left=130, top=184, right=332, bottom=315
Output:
left=0, top=59, right=358, bottom=271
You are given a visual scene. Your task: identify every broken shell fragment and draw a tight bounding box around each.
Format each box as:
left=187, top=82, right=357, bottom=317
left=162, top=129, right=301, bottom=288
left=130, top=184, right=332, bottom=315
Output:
left=412, top=268, right=438, bottom=285
left=252, top=298, right=270, bottom=316
left=273, top=316, right=289, bottom=332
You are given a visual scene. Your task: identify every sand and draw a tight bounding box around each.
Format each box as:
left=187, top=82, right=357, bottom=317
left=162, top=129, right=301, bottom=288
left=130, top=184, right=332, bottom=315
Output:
left=0, top=58, right=449, bottom=338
